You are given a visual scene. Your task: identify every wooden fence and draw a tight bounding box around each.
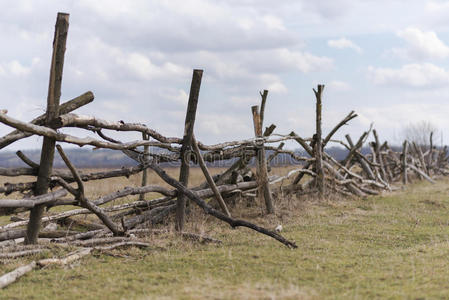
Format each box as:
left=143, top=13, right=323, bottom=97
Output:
left=0, top=12, right=448, bottom=288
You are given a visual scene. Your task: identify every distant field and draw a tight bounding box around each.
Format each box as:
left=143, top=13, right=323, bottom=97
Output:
left=2, top=169, right=449, bottom=299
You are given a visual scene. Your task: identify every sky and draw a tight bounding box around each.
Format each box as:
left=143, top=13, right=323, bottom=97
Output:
left=2, top=0, right=449, bottom=150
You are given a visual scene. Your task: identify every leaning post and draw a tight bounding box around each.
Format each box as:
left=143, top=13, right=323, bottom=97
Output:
left=175, top=69, right=203, bottom=231
left=25, top=12, right=69, bottom=244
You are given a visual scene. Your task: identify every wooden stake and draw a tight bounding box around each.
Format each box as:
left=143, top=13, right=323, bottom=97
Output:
left=373, top=129, right=387, bottom=182
left=402, top=140, right=409, bottom=185
left=313, top=85, right=325, bottom=197
left=176, top=69, right=203, bottom=231
left=252, top=91, right=274, bottom=214
left=139, top=133, right=149, bottom=201
left=25, top=12, right=69, bottom=244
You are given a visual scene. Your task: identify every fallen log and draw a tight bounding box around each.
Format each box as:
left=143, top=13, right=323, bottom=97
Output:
left=37, top=248, right=92, bottom=267
left=93, top=241, right=150, bottom=251
left=0, top=261, right=36, bottom=289
left=0, top=249, right=45, bottom=259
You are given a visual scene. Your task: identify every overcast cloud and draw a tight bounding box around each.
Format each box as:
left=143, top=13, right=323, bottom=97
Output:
left=2, top=0, right=449, bottom=150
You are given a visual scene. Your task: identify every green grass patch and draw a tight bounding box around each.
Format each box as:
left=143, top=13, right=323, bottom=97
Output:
left=3, top=178, right=449, bottom=299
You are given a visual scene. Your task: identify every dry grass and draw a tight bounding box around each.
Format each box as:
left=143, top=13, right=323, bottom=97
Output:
left=1, top=168, right=449, bottom=299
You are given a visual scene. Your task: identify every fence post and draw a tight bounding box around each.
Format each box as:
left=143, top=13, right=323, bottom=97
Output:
left=25, top=13, right=69, bottom=244
left=402, top=140, right=409, bottom=185
left=313, top=85, right=325, bottom=197
left=251, top=90, right=274, bottom=214
left=175, top=69, right=202, bottom=231
left=139, top=133, right=149, bottom=201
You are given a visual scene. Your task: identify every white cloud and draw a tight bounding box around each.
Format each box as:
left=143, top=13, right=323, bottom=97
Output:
left=276, top=48, right=333, bottom=72
left=328, top=80, right=351, bottom=91
left=395, top=27, right=449, bottom=60
left=358, top=102, right=449, bottom=138
left=301, top=0, right=353, bottom=19
left=367, top=63, right=449, bottom=88
left=162, top=89, right=189, bottom=106
left=426, top=1, right=449, bottom=12
left=260, top=74, right=288, bottom=94
left=230, top=96, right=257, bottom=106
left=262, top=15, right=286, bottom=31
left=327, top=38, right=362, bottom=53
left=3, top=60, right=30, bottom=76
left=116, top=52, right=190, bottom=81
left=197, top=113, right=252, bottom=137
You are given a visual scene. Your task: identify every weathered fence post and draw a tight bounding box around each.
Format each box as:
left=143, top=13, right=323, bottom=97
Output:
left=139, top=133, right=149, bottom=201
left=25, top=13, right=69, bottom=244
left=402, top=140, right=409, bottom=185
left=313, top=85, right=325, bottom=197
left=251, top=90, right=274, bottom=214
left=373, top=129, right=387, bottom=182
left=428, top=132, right=434, bottom=173
left=175, top=69, right=203, bottom=231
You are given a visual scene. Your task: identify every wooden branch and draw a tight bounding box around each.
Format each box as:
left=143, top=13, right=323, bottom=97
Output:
left=345, top=134, right=375, bottom=180
left=67, top=237, right=132, bottom=247
left=323, top=110, right=357, bottom=147
left=37, top=248, right=92, bottom=267
left=56, top=145, right=124, bottom=236
left=93, top=241, right=150, bottom=251
left=93, top=185, right=176, bottom=206
left=342, top=132, right=367, bottom=166
left=192, top=137, right=231, bottom=217
left=0, top=181, right=259, bottom=231
left=16, top=150, right=39, bottom=168
left=0, top=91, right=94, bottom=149
left=0, top=110, right=300, bottom=153
left=0, top=249, right=45, bottom=259
left=0, top=189, right=67, bottom=215
left=0, top=182, right=34, bottom=195
left=147, top=162, right=297, bottom=248
left=263, top=124, right=276, bottom=137
left=0, top=261, right=36, bottom=289
left=323, top=161, right=365, bottom=196
left=0, top=167, right=35, bottom=177
left=413, top=142, right=428, bottom=175
left=408, top=164, right=435, bottom=184
left=289, top=131, right=313, bottom=156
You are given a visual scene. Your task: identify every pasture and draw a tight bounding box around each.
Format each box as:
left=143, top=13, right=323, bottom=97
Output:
left=1, top=168, right=449, bottom=299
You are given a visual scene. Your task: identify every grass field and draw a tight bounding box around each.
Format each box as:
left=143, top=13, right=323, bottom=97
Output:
left=2, top=168, right=449, bottom=299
